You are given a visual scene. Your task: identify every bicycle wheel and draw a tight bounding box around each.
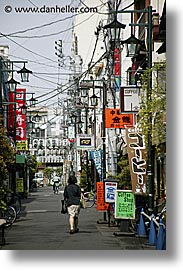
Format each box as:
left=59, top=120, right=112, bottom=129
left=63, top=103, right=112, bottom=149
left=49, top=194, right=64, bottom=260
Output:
left=13, top=196, right=22, bottom=215
left=4, top=206, right=17, bottom=227
left=84, top=195, right=95, bottom=208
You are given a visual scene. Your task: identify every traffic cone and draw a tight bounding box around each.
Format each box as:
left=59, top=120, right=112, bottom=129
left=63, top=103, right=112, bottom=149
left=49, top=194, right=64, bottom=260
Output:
left=136, top=208, right=147, bottom=237
left=156, top=218, right=166, bottom=250
left=147, top=214, right=157, bottom=245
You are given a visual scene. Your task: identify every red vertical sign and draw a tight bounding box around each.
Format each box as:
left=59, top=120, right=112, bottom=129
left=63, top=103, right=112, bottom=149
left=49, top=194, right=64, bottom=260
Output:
left=16, top=88, right=26, bottom=141
left=8, top=88, right=26, bottom=141
left=114, top=47, right=121, bottom=76
left=96, top=182, right=109, bottom=211
left=114, top=47, right=121, bottom=92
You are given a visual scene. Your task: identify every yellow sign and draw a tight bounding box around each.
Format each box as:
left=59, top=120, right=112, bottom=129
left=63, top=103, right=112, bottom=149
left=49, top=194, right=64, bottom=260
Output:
left=16, top=141, right=28, bottom=150
left=16, top=178, right=24, bottom=193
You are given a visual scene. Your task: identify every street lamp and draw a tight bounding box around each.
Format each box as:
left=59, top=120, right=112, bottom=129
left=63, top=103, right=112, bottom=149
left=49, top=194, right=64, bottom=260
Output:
left=90, top=93, right=99, bottom=107
left=6, top=77, right=20, bottom=93
left=17, top=64, right=32, bottom=82
left=121, top=34, right=143, bottom=57
left=80, top=88, right=89, bottom=98
left=103, top=16, right=126, bottom=43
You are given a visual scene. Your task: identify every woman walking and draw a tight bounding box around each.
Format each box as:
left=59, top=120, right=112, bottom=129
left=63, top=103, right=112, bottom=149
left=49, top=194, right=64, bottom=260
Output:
left=64, top=173, right=81, bottom=234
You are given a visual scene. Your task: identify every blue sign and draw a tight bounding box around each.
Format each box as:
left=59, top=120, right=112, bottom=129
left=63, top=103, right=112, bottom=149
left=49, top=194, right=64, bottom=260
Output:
left=104, top=181, right=118, bottom=203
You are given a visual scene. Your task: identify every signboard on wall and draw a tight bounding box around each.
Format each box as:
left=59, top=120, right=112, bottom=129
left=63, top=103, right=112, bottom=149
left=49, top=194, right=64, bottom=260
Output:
left=126, top=126, right=147, bottom=194
left=120, top=86, right=141, bottom=113
left=105, top=108, right=134, bottom=129
left=76, top=134, right=94, bottom=149
left=115, top=190, right=135, bottom=219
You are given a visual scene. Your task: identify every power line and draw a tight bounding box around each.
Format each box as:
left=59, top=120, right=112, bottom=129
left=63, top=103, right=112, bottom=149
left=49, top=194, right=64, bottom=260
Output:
left=0, top=32, right=57, bottom=64
left=0, top=3, right=106, bottom=39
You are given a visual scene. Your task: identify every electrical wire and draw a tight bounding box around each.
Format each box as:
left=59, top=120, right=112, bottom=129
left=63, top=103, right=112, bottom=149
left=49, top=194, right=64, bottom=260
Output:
left=36, top=51, right=108, bottom=105
left=0, top=32, right=57, bottom=64
left=1, top=3, right=106, bottom=39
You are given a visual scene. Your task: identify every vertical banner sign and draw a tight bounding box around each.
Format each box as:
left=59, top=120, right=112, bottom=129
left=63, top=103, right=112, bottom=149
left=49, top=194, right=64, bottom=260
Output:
left=126, top=126, right=147, bottom=194
left=16, top=88, right=26, bottom=141
left=115, top=190, right=135, bottom=219
left=96, top=182, right=108, bottom=211
left=68, top=126, right=75, bottom=142
left=114, top=47, right=121, bottom=92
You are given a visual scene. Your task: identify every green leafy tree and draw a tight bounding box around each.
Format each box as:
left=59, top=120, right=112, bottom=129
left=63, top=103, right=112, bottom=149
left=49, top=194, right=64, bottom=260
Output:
left=55, top=167, right=63, bottom=177
left=0, top=127, right=15, bottom=183
left=138, top=62, right=166, bottom=154
left=0, top=127, right=15, bottom=210
left=116, top=155, right=132, bottom=189
left=43, top=167, right=54, bottom=184
left=28, top=155, right=38, bottom=183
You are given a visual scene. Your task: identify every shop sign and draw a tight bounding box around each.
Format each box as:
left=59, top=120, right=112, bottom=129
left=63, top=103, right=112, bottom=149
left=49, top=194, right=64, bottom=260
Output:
left=77, top=134, right=94, bottom=149
left=120, top=86, right=141, bottom=113
left=16, top=141, right=28, bottom=150
left=126, top=126, right=147, bottom=194
left=105, top=108, right=134, bottom=129
left=96, top=182, right=109, bottom=211
left=115, top=190, right=135, bottom=219
left=104, top=181, right=118, bottom=203
left=16, top=178, right=24, bottom=193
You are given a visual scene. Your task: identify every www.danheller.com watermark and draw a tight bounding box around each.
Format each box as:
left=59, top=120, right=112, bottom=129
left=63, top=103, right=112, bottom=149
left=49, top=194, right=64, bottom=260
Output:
left=4, top=4, right=98, bottom=14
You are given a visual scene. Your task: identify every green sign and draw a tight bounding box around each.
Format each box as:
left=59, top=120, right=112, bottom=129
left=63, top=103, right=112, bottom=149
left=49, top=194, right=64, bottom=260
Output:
left=115, top=190, right=135, bottom=219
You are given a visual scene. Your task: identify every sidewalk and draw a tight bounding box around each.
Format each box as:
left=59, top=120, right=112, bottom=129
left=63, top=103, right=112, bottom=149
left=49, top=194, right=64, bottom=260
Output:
left=1, top=186, right=156, bottom=250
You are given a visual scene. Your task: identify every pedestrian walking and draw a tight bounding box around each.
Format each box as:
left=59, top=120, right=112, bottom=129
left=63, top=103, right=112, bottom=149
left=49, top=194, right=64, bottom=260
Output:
left=64, top=172, right=81, bottom=234
left=53, top=175, right=60, bottom=194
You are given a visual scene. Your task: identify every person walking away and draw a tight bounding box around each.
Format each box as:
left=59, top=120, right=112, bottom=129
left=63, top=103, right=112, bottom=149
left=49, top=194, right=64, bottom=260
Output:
left=53, top=175, right=60, bottom=194
left=64, top=173, right=81, bottom=234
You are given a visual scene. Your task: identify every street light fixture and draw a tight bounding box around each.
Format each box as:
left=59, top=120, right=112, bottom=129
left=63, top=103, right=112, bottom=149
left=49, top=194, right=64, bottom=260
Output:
left=80, top=88, right=89, bottom=98
left=90, top=93, right=99, bottom=107
left=17, top=64, right=32, bottom=82
left=103, top=16, right=126, bottom=42
left=121, top=34, right=143, bottom=57
left=6, top=77, right=20, bottom=93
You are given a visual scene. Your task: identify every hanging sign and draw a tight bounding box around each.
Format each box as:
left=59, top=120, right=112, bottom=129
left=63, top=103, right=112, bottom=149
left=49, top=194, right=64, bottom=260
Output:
left=120, top=86, right=141, bottom=113
left=115, top=190, right=135, bottom=219
left=105, top=108, right=134, bottom=129
left=77, top=134, right=94, bottom=149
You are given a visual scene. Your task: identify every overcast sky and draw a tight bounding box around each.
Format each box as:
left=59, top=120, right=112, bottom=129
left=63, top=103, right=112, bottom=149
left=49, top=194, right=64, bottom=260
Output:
left=0, top=0, right=88, bottom=107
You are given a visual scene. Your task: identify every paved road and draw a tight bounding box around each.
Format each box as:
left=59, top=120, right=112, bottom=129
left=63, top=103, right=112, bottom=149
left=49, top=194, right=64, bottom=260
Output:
left=1, top=186, right=153, bottom=250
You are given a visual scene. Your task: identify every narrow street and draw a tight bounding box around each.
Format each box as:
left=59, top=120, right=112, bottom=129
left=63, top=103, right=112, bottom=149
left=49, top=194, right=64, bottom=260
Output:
left=1, top=186, right=151, bottom=250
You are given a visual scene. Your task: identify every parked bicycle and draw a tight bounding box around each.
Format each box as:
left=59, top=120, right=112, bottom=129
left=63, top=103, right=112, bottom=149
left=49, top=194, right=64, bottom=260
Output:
left=0, top=205, right=17, bottom=228
left=81, top=190, right=96, bottom=208
left=5, top=192, right=22, bottom=215
left=0, top=190, right=22, bottom=227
